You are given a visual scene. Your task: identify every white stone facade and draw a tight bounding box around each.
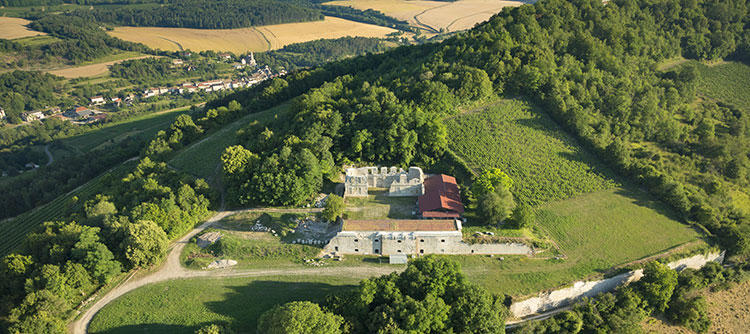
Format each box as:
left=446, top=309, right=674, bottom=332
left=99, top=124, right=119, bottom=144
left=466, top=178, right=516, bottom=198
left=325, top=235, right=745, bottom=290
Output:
left=344, top=166, right=425, bottom=197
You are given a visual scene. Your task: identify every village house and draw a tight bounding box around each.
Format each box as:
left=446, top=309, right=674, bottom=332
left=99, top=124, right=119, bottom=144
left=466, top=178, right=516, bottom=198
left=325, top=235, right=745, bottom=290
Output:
left=0, top=106, right=6, bottom=120
left=171, top=59, right=184, bottom=66
left=65, top=106, right=95, bottom=119
left=90, top=96, right=106, bottom=105
left=22, top=111, right=45, bottom=122
left=218, top=53, right=232, bottom=61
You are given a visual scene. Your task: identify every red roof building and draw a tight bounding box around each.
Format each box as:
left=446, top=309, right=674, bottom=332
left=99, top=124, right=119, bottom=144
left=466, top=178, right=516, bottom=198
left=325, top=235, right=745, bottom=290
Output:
left=418, top=174, right=465, bottom=219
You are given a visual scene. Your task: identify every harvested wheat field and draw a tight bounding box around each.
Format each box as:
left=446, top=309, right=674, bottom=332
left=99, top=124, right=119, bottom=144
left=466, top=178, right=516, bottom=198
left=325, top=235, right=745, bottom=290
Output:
left=642, top=280, right=750, bottom=334
left=108, top=16, right=397, bottom=53
left=48, top=55, right=153, bottom=79
left=325, top=0, right=527, bottom=33
left=0, top=17, right=46, bottom=39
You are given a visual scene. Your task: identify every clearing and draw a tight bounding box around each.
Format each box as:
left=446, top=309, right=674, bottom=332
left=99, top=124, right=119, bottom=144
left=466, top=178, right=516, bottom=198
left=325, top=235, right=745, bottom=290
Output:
left=642, top=280, right=750, bottom=334
left=446, top=98, right=618, bottom=205
left=47, top=53, right=151, bottom=79
left=88, top=275, right=359, bottom=334
left=691, top=60, right=750, bottom=111
left=169, top=104, right=288, bottom=182
left=324, top=0, right=527, bottom=33
left=108, top=16, right=397, bottom=54
left=0, top=17, right=45, bottom=39
left=343, top=190, right=417, bottom=220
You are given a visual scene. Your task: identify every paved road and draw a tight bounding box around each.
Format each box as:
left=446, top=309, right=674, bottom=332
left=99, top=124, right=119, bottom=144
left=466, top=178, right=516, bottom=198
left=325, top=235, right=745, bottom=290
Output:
left=71, top=207, right=400, bottom=334
left=44, top=144, right=53, bottom=166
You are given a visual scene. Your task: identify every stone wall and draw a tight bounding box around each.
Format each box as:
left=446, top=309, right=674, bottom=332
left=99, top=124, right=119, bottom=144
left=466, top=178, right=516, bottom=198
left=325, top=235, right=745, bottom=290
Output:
left=509, top=251, right=726, bottom=318
left=323, top=231, right=533, bottom=256
left=344, top=166, right=424, bottom=197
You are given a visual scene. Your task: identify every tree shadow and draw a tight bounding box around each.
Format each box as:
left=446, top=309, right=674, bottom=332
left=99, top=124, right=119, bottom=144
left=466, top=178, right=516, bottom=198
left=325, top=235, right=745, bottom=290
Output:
left=204, top=280, right=357, bottom=333
left=91, top=323, right=198, bottom=334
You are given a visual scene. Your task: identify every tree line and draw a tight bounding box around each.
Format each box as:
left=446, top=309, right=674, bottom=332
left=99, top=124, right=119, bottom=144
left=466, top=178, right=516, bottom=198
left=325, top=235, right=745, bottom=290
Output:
left=0, top=71, right=65, bottom=124
left=255, top=36, right=391, bottom=71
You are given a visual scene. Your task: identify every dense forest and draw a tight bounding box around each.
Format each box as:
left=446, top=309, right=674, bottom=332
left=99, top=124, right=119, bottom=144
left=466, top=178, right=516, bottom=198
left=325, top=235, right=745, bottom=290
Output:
left=70, top=0, right=323, bottom=29
left=109, top=57, right=220, bottom=84
left=255, top=37, right=392, bottom=70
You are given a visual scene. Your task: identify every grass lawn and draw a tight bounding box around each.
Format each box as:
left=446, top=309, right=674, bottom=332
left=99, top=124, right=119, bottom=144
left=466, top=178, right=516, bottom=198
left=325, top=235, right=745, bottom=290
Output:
left=88, top=275, right=359, bottom=334
left=170, top=104, right=288, bottom=182
left=62, top=107, right=192, bottom=153
left=446, top=98, right=618, bottom=206
left=449, top=187, right=701, bottom=297
left=343, top=190, right=417, bottom=220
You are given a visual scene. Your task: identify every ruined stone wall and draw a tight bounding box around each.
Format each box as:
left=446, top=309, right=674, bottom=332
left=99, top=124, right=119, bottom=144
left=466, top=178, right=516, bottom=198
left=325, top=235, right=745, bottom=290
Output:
left=509, top=251, right=726, bottom=318
left=324, top=231, right=533, bottom=256
left=344, top=166, right=424, bottom=197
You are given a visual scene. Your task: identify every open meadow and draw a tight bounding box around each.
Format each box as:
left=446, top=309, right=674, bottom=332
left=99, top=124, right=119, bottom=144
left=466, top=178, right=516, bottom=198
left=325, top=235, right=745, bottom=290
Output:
left=88, top=275, right=359, bottom=334
left=0, top=17, right=45, bottom=39
left=446, top=99, right=618, bottom=205
left=108, top=16, right=397, bottom=53
left=169, top=104, right=289, bottom=182
left=324, top=0, right=526, bottom=33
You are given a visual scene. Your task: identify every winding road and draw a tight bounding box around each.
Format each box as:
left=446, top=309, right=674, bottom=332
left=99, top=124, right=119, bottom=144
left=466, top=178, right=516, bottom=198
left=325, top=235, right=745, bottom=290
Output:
left=71, top=207, right=402, bottom=334
left=44, top=144, right=53, bottom=166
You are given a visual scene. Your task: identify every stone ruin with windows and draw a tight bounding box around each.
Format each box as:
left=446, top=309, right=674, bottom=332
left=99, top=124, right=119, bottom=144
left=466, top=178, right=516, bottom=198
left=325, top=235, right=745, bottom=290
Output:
left=344, top=166, right=425, bottom=197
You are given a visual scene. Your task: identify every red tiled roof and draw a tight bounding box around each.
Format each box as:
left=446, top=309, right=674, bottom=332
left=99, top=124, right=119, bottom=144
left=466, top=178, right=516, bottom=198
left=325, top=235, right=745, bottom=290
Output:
left=418, top=174, right=464, bottom=216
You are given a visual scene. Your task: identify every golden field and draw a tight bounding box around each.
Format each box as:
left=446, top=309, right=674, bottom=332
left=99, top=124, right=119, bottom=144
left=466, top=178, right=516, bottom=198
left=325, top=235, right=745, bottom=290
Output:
left=108, top=16, right=397, bottom=53
left=48, top=55, right=152, bottom=79
left=0, top=17, right=46, bottom=39
left=324, top=0, right=526, bottom=33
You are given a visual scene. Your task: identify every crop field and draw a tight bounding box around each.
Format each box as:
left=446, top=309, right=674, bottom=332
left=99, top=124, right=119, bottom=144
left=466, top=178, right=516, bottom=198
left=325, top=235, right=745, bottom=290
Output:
left=47, top=54, right=151, bottom=79
left=446, top=99, right=618, bottom=205
left=108, top=16, right=397, bottom=53
left=0, top=17, right=45, bottom=39
left=324, top=0, right=525, bottom=33
left=450, top=188, right=700, bottom=296
left=88, top=275, right=359, bottom=334
left=62, top=107, right=192, bottom=153
left=0, top=160, right=136, bottom=256
left=170, top=104, right=288, bottom=182
left=691, top=60, right=750, bottom=111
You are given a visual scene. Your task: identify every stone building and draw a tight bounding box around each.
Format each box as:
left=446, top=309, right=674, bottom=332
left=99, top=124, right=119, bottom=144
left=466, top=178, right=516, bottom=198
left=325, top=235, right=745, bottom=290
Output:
left=323, top=219, right=533, bottom=256
left=344, top=166, right=424, bottom=197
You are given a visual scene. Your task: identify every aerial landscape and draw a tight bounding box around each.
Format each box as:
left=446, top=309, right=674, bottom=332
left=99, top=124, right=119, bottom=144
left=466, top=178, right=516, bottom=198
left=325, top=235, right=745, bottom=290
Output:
left=0, top=0, right=749, bottom=333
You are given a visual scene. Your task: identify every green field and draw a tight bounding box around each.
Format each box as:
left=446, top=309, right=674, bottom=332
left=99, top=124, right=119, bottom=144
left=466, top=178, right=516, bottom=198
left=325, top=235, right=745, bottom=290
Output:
left=12, top=35, right=62, bottom=47
left=343, top=190, right=417, bottom=220
left=0, top=159, right=137, bottom=256
left=692, top=60, right=750, bottom=110
left=454, top=188, right=701, bottom=296
left=446, top=99, right=618, bottom=205
left=77, top=51, right=145, bottom=66
left=62, top=107, right=192, bottom=153
left=169, top=104, right=288, bottom=182
left=88, top=275, right=358, bottom=334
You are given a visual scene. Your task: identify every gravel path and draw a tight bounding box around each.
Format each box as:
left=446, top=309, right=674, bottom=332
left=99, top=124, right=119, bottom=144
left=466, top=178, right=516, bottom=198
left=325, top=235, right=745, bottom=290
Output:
left=71, top=207, right=400, bottom=334
left=44, top=144, right=53, bottom=166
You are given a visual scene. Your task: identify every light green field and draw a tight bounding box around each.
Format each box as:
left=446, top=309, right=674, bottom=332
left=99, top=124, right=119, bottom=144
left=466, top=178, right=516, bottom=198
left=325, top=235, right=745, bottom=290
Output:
left=62, top=107, right=192, bottom=153
left=343, top=190, right=417, bottom=220
left=169, top=104, right=289, bottom=181
left=11, top=35, right=62, bottom=47
left=691, top=60, right=750, bottom=111
left=88, top=275, right=358, bottom=334
left=446, top=99, right=618, bottom=205
left=77, top=51, right=145, bottom=66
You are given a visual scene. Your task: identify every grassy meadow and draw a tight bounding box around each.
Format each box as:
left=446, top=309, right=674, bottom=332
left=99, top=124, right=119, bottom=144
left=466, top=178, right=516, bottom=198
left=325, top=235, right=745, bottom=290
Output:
left=108, top=16, right=397, bottom=53
left=343, top=190, right=417, bottom=220
left=446, top=98, right=618, bottom=205
left=88, top=275, right=359, bottom=334
left=169, top=104, right=288, bottom=182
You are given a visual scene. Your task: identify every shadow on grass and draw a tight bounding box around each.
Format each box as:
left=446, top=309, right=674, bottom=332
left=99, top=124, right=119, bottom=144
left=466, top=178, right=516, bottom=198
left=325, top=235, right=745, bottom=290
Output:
left=91, top=323, right=197, bottom=334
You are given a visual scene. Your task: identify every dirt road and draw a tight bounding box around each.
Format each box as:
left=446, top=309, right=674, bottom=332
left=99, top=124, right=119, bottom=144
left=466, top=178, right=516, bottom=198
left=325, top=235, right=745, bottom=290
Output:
left=71, top=207, right=400, bottom=334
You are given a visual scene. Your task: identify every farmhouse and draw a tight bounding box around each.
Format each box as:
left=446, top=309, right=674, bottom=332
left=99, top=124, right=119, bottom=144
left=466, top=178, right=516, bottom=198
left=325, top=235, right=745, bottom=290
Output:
left=0, top=106, right=5, bottom=120
left=323, top=218, right=532, bottom=256
left=418, top=174, right=465, bottom=219
left=344, top=166, right=425, bottom=197
left=22, top=111, right=45, bottom=122
left=65, top=107, right=95, bottom=119
left=90, top=96, right=105, bottom=105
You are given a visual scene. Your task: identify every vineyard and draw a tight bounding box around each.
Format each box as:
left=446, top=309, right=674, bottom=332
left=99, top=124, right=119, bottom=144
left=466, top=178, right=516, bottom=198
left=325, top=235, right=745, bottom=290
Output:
left=691, top=60, right=750, bottom=111
left=169, top=104, right=288, bottom=182
left=445, top=99, right=618, bottom=205
left=0, top=160, right=137, bottom=256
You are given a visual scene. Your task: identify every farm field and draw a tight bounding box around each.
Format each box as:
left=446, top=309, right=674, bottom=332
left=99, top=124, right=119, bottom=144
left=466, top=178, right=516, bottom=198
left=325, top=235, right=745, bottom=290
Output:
left=62, top=106, right=192, bottom=153
left=169, top=104, right=288, bottom=182
left=446, top=98, right=618, bottom=205
left=642, top=280, right=750, bottom=334
left=0, top=159, right=137, bottom=256
left=692, top=60, right=750, bottom=111
left=324, top=0, right=526, bottom=33
left=47, top=53, right=152, bottom=78
left=88, top=275, right=359, bottom=334
left=0, top=17, right=45, bottom=39
left=108, top=16, right=397, bottom=53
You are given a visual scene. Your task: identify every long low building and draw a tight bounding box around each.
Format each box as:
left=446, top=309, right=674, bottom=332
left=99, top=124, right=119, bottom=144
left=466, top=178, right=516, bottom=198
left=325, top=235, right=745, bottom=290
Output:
left=323, top=219, right=533, bottom=256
